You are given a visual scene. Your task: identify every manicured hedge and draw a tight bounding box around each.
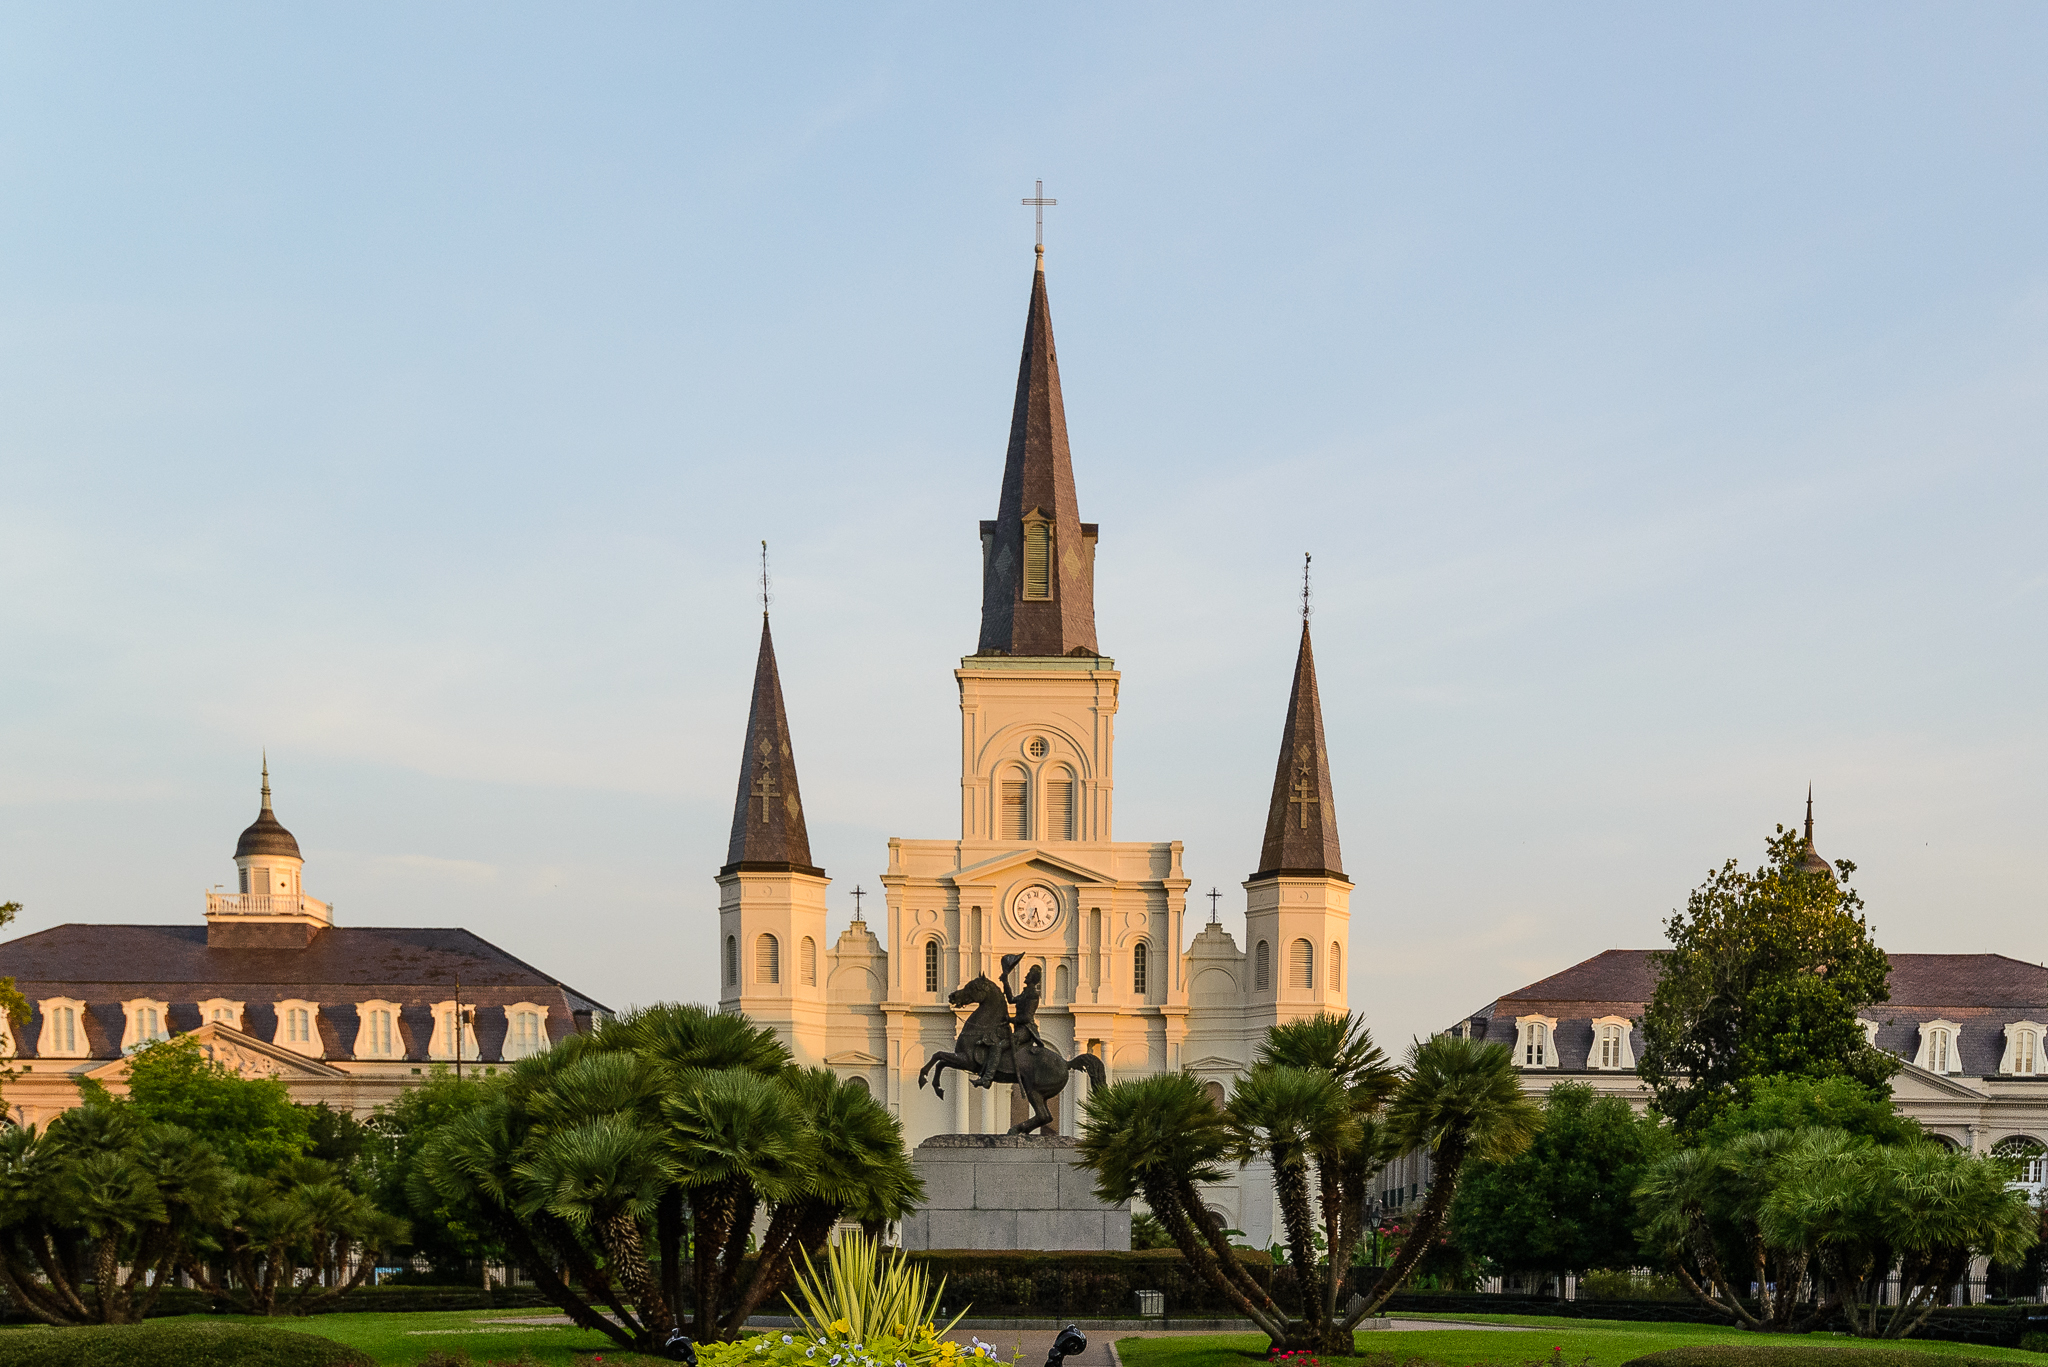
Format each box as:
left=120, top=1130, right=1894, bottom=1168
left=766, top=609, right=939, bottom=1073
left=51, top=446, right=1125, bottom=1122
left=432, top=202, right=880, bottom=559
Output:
left=1623, top=1349, right=2014, bottom=1367
left=0, top=1320, right=371, bottom=1367
left=904, top=1249, right=1277, bottom=1318
left=115, top=1283, right=558, bottom=1320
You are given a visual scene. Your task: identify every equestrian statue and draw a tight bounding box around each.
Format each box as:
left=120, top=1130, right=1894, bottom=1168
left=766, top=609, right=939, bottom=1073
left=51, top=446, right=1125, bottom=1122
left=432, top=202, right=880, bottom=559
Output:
left=917, top=953, right=1106, bottom=1136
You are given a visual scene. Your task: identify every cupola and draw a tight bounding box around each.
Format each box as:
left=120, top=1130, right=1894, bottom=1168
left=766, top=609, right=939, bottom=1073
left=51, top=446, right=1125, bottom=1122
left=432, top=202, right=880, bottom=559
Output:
left=208, top=756, right=331, bottom=948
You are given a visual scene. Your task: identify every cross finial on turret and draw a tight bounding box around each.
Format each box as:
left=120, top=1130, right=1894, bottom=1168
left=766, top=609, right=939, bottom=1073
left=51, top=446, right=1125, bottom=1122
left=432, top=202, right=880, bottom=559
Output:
left=1021, top=179, right=1056, bottom=250
left=1301, top=552, right=1312, bottom=625
left=760, top=540, right=771, bottom=619
left=851, top=885, right=867, bottom=922
left=1206, top=887, right=1222, bottom=923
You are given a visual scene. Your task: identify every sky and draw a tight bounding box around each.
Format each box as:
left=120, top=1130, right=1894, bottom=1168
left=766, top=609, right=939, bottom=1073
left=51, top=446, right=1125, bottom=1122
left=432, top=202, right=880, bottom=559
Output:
left=2, top=4, right=2044, bottom=1052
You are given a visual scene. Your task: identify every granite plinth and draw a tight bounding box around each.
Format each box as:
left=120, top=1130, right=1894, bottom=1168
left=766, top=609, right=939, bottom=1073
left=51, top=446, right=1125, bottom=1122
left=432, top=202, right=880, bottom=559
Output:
left=900, top=1134, right=1131, bottom=1252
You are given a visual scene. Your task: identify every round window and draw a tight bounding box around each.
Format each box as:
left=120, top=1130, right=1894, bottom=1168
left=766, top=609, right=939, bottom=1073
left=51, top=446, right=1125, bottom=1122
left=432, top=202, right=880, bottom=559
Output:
left=1026, top=736, right=1049, bottom=759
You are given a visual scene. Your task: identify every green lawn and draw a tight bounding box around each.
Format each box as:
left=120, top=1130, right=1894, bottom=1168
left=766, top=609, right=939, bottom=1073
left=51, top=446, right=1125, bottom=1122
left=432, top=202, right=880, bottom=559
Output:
left=1114, top=1317, right=2047, bottom=1367
left=164, top=1308, right=671, bottom=1366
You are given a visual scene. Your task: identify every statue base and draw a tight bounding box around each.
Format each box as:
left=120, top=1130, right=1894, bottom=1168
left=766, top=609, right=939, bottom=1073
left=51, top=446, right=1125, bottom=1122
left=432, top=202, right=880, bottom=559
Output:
left=899, top=1134, right=1132, bottom=1251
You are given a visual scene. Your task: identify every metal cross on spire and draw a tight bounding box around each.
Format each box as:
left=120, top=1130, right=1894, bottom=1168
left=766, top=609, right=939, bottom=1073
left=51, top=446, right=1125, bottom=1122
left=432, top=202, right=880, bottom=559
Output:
left=1021, top=179, right=1056, bottom=248
left=760, top=540, right=772, bottom=617
left=851, top=885, right=867, bottom=922
left=1206, top=887, right=1222, bottom=923
left=1301, top=552, right=1313, bottom=624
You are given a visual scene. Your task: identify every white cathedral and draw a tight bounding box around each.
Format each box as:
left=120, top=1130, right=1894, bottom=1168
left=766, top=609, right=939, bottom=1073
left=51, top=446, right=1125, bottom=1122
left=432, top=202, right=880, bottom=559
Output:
left=713, top=244, right=1354, bottom=1225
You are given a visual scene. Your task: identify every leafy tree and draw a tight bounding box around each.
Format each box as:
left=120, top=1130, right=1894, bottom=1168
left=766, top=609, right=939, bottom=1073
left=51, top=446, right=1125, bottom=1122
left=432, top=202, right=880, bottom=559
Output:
left=1451, top=1081, right=1671, bottom=1279
left=180, top=1156, right=407, bottom=1315
left=120, top=1037, right=311, bottom=1175
left=413, top=1003, right=918, bottom=1355
left=0, top=1102, right=230, bottom=1324
left=303, top=1103, right=369, bottom=1175
left=1637, top=822, right=1895, bottom=1135
left=0, top=901, right=30, bottom=1045
left=363, top=1067, right=501, bottom=1277
left=1700, top=1073, right=1920, bottom=1150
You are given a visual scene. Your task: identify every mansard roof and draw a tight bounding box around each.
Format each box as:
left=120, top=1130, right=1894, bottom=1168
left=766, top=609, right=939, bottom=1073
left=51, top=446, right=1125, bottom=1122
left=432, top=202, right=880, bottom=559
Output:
left=1458, top=948, right=2048, bottom=1076
left=1251, top=622, right=1346, bottom=882
left=722, top=615, right=821, bottom=876
left=975, top=247, right=1100, bottom=658
left=0, top=921, right=610, bottom=1063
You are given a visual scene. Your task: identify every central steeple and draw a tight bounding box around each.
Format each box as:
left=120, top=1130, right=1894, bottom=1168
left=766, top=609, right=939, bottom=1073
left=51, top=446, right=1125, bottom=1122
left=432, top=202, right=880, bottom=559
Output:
left=976, top=245, right=1100, bottom=657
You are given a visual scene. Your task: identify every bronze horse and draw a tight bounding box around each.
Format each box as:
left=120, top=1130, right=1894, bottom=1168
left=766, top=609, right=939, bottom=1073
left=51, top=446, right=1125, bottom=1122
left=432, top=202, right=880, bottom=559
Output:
left=917, top=975, right=1107, bottom=1135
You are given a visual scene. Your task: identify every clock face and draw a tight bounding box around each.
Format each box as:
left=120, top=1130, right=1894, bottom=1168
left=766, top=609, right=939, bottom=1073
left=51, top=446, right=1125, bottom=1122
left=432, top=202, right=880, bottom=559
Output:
left=1012, top=885, right=1061, bottom=933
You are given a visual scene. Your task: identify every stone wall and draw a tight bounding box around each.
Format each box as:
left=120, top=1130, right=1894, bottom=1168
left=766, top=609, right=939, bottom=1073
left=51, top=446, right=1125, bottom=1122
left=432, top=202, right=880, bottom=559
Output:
left=900, top=1134, right=1131, bottom=1251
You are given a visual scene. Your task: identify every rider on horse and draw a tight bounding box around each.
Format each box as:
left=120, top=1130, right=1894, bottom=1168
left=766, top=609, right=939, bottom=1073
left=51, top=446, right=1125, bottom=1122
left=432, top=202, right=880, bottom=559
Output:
left=975, top=953, right=1044, bottom=1088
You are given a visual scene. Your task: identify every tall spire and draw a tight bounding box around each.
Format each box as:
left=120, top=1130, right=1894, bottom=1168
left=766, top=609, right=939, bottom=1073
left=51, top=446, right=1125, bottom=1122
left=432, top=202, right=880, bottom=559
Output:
left=976, top=248, right=1100, bottom=657
left=260, top=750, right=272, bottom=812
left=236, top=752, right=301, bottom=859
left=1253, top=619, right=1345, bottom=881
left=722, top=615, right=821, bottom=875
left=1794, top=784, right=1832, bottom=877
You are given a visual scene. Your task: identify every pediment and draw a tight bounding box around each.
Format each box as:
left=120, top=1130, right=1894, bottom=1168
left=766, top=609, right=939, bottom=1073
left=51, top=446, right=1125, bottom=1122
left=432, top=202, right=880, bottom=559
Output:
left=945, top=847, right=1114, bottom=887
left=87, top=1022, right=348, bottom=1083
left=1184, top=1055, right=1243, bottom=1073
left=1891, top=1059, right=1989, bottom=1100
left=825, top=1050, right=884, bottom=1066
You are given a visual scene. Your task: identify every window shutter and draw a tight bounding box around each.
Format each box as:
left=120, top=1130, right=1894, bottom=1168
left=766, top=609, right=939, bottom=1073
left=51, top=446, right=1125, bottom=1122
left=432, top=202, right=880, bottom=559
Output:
left=725, top=936, right=738, bottom=986
left=1255, top=941, right=1270, bottom=991
left=1001, top=781, right=1028, bottom=840
left=1133, top=942, right=1148, bottom=995
left=756, top=934, right=780, bottom=984
left=800, top=936, right=817, bottom=987
left=1023, top=521, right=1051, bottom=599
left=1290, top=939, right=1314, bottom=989
left=1046, top=780, right=1074, bottom=841
left=924, top=939, right=940, bottom=993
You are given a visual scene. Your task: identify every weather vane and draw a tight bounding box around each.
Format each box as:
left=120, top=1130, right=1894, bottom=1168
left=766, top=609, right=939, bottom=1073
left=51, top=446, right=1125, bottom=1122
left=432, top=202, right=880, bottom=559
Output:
left=1021, top=179, right=1056, bottom=248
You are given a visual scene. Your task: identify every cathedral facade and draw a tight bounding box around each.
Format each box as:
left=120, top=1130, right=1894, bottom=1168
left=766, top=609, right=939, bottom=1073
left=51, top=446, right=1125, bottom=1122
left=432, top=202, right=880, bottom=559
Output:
left=714, top=246, right=1356, bottom=1207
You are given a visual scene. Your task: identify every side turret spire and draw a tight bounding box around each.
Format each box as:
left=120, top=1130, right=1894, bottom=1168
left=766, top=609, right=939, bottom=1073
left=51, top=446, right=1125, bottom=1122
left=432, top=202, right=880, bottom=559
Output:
left=975, top=248, right=1099, bottom=657
left=1794, top=784, right=1833, bottom=877
left=1253, top=615, right=1345, bottom=881
left=722, top=613, right=821, bottom=876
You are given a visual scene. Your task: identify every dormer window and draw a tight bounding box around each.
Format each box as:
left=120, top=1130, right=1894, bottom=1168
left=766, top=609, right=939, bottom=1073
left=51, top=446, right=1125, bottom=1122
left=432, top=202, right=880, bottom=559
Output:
left=354, top=1000, right=402, bottom=1060
left=38, top=999, right=86, bottom=1058
left=274, top=1000, right=323, bottom=1058
left=1914, top=1020, right=1962, bottom=1075
left=1591, top=1016, right=1636, bottom=1071
left=503, top=1003, right=551, bottom=1061
left=1516, top=1016, right=1557, bottom=1069
left=121, top=999, right=171, bottom=1052
left=2000, top=1022, right=2043, bottom=1077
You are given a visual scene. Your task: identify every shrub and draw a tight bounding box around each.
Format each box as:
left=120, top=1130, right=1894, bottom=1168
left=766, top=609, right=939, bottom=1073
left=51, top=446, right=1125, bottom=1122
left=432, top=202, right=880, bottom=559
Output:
left=0, top=1319, right=372, bottom=1367
left=1622, top=1348, right=2014, bottom=1367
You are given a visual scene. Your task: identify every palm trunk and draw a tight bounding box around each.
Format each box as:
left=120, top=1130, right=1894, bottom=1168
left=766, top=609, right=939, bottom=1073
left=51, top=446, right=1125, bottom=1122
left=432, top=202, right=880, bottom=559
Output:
left=1346, top=1137, right=1463, bottom=1327
left=1269, top=1148, right=1323, bottom=1331
left=1145, top=1180, right=1293, bottom=1348
left=602, top=1213, right=672, bottom=1344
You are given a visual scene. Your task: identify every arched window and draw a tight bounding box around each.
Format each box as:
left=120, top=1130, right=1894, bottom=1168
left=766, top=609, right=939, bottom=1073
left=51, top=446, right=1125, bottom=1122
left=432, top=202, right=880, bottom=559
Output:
left=924, top=938, right=941, bottom=994
left=845, top=1074, right=871, bottom=1096
left=1927, top=1027, right=1951, bottom=1073
left=800, top=936, right=817, bottom=987
left=1202, top=1081, right=1226, bottom=1109
left=756, top=933, right=780, bottom=985
left=1994, top=1137, right=2046, bottom=1186
left=1255, top=940, right=1271, bottom=991
left=725, top=935, right=738, bottom=987
left=1000, top=771, right=1029, bottom=840
left=1521, top=1021, right=1551, bottom=1067
left=1290, top=939, right=1314, bottom=989
left=1330, top=942, right=1342, bottom=991
left=1133, top=941, right=1149, bottom=995
left=1598, top=1023, right=1625, bottom=1069
left=1055, top=962, right=1071, bottom=1001
left=1022, top=516, right=1052, bottom=599
left=1046, top=774, right=1075, bottom=841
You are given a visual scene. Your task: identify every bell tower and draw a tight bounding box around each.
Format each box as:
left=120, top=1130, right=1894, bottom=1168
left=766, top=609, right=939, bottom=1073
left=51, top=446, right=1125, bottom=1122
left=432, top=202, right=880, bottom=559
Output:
left=1242, top=606, right=1351, bottom=1031
left=715, top=613, right=830, bottom=1064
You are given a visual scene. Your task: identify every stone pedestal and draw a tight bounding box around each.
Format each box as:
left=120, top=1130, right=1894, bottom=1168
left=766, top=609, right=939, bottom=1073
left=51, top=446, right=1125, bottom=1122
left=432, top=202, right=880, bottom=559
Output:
left=899, top=1134, right=1131, bottom=1251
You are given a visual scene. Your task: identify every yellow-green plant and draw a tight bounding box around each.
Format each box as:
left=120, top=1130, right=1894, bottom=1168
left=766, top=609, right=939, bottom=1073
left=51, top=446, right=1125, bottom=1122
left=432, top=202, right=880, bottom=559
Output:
left=700, top=1234, right=1007, bottom=1367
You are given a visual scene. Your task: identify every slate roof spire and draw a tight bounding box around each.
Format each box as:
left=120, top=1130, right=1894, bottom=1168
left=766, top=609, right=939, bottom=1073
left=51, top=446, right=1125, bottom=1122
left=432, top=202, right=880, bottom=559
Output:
left=722, top=613, right=822, bottom=876
left=976, top=245, right=1100, bottom=657
left=1794, top=784, right=1833, bottom=878
left=1253, top=617, right=1347, bottom=882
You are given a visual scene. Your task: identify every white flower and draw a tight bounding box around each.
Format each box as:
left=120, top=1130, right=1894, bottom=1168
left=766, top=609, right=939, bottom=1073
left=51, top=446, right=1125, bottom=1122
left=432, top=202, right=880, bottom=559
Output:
left=784, top=1337, right=795, bottom=1345
left=808, top=1350, right=817, bottom=1359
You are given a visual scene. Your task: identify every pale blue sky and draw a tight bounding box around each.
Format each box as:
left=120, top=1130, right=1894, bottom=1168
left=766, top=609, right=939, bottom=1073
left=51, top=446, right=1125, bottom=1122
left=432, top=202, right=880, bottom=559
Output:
left=3, top=5, right=2043, bottom=1048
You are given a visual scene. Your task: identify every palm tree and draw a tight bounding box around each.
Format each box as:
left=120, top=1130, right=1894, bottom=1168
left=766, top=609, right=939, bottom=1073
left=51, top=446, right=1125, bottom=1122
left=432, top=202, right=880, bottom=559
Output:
left=1345, top=1034, right=1541, bottom=1325
left=1225, top=1064, right=1354, bottom=1335
left=1256, top=1013, right=1400, bottom=1350
left=1078, top=1072, right=1296, bottom=1348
